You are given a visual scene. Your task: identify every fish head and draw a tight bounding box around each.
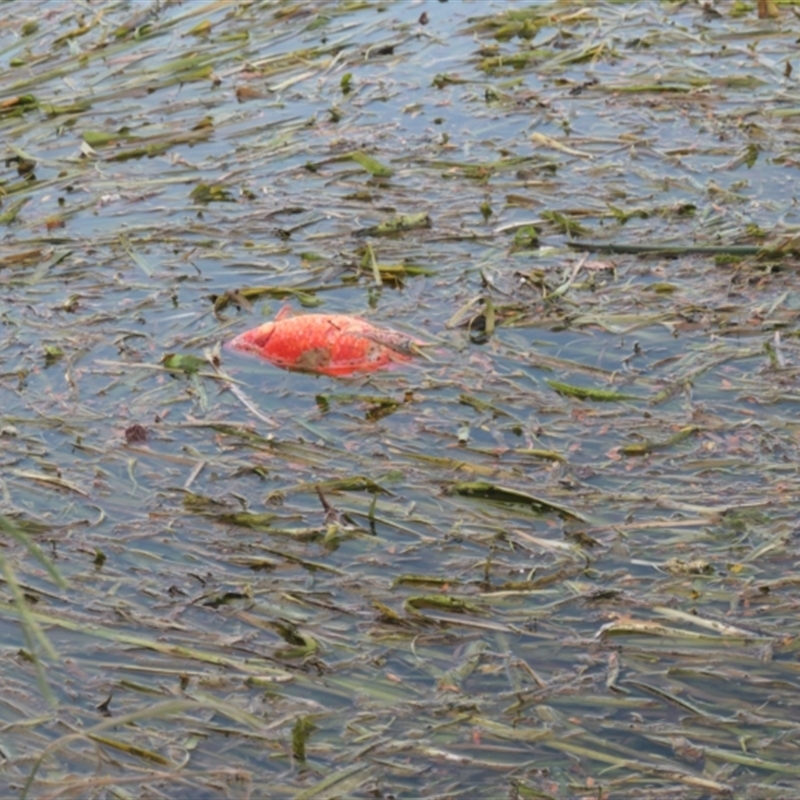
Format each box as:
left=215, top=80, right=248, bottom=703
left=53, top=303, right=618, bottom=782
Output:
left=227, top=322, right=276, bottom=355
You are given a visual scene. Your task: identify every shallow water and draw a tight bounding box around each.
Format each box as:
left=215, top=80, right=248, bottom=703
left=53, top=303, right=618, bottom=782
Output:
left=4, top=1, right=800, bottom=798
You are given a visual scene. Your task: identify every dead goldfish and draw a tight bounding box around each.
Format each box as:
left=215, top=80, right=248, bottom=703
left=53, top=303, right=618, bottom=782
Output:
left=227, top=308, right=419, bottom=376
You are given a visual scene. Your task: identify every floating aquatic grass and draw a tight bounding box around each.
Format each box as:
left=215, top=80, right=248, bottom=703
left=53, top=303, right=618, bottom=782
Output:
left=5, top=0, right=800, bottom=797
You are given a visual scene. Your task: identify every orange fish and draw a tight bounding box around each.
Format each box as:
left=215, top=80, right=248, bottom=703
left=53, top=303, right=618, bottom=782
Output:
left=228, top=308, right=419, bottom=376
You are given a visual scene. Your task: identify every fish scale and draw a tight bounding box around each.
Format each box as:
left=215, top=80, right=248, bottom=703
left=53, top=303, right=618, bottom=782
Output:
left=227, top=312, right=416, bottom=376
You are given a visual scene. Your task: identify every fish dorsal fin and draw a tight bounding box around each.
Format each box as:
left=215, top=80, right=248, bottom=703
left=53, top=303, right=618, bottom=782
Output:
left=275, top=304, right=295, bottom=321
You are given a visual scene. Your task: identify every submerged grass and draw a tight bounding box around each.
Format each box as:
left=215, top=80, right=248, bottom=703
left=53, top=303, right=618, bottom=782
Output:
left=3, top=0, right=800, bottom=798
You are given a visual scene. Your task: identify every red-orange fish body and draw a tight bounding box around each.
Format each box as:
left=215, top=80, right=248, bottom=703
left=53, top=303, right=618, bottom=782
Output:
left=228, top=311, right=417, bottom=376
